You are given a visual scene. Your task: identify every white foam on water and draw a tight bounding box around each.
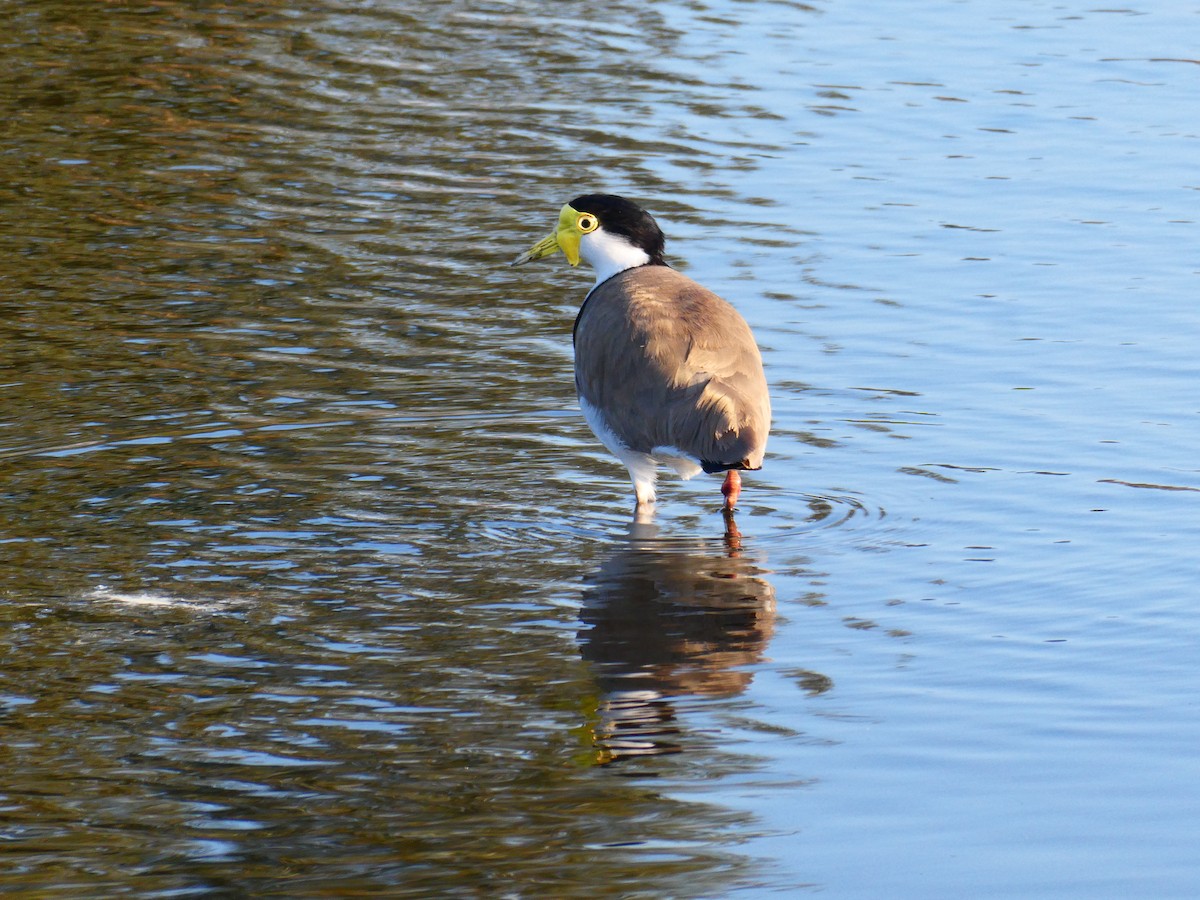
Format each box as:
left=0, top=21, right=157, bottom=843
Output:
left=86, top=587, right=227, bottom=612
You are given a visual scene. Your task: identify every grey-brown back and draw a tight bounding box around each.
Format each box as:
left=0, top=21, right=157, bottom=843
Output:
left=573, top=265, right=770, bottom=471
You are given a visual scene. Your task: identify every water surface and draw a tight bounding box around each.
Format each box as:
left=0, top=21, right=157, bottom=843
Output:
left=2, top=0, right=1199, bottom=896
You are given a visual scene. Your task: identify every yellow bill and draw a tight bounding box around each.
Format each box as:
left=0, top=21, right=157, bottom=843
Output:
left=511, top=204, right=583, bottom=267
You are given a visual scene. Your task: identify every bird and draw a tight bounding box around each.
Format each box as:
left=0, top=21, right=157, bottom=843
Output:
left=512, top=193, right=770, bottom=513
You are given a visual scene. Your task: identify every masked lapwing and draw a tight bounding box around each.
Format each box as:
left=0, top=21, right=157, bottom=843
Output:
left=512, top=193, right=770, bottom=512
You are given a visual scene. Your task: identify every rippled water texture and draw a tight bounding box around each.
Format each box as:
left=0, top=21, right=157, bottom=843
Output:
left=2, top=1, right=1199, bottom=896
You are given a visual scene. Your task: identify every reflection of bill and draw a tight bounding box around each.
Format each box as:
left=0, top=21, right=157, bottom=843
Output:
left=578, top=519, right=780, bottom=764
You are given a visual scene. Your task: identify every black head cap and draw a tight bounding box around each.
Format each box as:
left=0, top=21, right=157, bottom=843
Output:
left=569, top=194, right=668, bottom=266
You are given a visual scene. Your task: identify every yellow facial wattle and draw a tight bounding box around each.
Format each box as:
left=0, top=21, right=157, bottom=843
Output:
left=511, top=203, right=594, bottom=267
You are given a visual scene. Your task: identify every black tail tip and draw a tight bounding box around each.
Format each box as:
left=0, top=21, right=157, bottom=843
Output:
left=701, top=458, right=761, bottom=475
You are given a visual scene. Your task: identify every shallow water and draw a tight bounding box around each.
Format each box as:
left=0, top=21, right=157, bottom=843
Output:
left=2, top=0, right=1199, bottom=896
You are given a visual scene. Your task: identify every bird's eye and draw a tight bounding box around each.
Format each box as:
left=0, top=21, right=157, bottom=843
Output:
left=577, top=214, right=599, bottom=234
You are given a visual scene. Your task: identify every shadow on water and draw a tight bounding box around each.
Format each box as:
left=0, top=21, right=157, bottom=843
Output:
left=580, top=514, right=820, bottom=765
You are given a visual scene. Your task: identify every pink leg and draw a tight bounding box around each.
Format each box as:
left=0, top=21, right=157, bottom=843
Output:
left=721, top=469, right=742, bottom=510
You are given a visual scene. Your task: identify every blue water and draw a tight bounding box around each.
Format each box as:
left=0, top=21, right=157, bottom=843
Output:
left=610, top=0, right=1200, bottom=894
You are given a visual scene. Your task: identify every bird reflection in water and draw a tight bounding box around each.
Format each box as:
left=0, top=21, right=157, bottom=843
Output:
left=578, top=513, right=776, bottom=764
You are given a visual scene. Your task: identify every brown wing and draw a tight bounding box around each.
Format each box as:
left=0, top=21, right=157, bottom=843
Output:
left=573, top=266, right=770, bottom=470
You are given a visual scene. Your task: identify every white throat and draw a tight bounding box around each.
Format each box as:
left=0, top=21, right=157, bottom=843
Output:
left=579, top=228, right=651, bottom=288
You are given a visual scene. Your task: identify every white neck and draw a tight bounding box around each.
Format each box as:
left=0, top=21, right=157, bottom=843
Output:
left=579, top=228, right=651, bottom=287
